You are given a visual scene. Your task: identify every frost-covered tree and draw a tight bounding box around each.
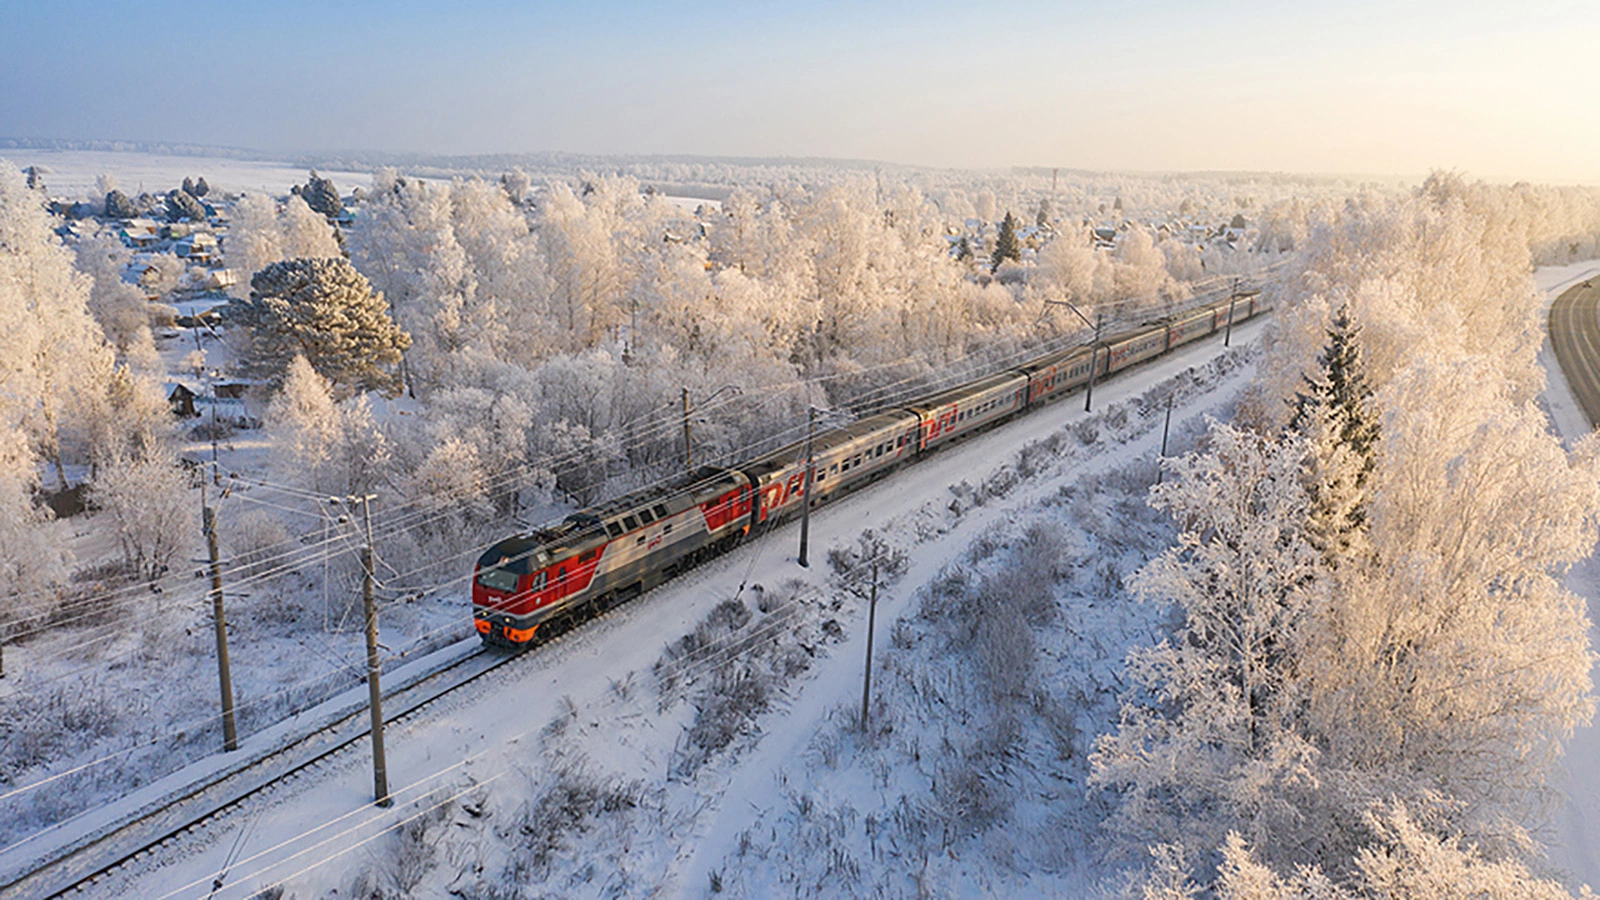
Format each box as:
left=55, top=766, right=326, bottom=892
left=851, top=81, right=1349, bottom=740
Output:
left=280, top=194, right=341, bottom=259
left=165, top=188, right=206, bottom=222
left=74, top=230, right=154, bottom=352
left=192, top=176, right=209, bottom=198
left=293, top=170, right=342, bottom=218
left=267, top=355, right=343, bottom=492
left=89, top=450, right=192, bottom=582
left=1092, top=422, right=1327, bottom=864
left=103, top=189, right=138, bottom=220
left=0, top=160, right=114, bottom=489
left=1288, top=305, right=1380, bottom=562
left=226, top=257, right=411, bottom=396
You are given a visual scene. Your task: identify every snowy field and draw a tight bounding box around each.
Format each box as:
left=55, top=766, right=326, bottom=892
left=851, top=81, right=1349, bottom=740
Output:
left=60, top=320, right=1268, bottom=899
left=1, top=150, right=376, bottom=199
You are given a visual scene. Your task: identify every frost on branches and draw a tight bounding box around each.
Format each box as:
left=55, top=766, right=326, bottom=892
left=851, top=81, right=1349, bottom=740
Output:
left=1091, top=422, right=1327, bottom=865
left=226, top=256, right=411, bottom=396
left=1102, top=173, right=1600, bottom=894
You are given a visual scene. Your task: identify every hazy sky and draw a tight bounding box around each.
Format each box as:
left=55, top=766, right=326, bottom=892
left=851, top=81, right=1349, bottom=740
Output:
left=3, top=0, right=1597, bottom=182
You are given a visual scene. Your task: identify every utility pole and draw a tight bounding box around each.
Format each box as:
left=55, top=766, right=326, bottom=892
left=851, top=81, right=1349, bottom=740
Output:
left=1157, top=390, right=1174, bottom=486
left=202, top=470, right=238, bottom=751
left=1085, top=312, right=1104, bottom=413
left=681, top=387, right=693, bottom=473
left=798, top=407, right=816, bottom=568
left=1041, top=298, right=1104, bottom=412
left=346, top=493, right=391, bottom=807
left=860, top=558, right=879, bottom=731
left=1225, top=278, right=1240, bottom=347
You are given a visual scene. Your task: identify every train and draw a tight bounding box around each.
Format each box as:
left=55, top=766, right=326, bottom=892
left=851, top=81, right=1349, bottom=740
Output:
left=472, top=290, right=1270, bottom=647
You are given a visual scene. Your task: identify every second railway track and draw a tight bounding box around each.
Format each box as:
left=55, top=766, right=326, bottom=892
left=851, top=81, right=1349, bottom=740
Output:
left=0, top=640, right=524, bottom=899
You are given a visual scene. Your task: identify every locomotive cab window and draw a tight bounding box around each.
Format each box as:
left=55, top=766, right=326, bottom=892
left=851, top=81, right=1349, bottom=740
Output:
left=638, top=509, right=655, bottom=525
left=606, top=522, right=623, bottom=538
left=653, top=504, right=669, bottom=520
left=623, top=515, right=639, bottom=531
left=477, top=568, right=518, bottom=592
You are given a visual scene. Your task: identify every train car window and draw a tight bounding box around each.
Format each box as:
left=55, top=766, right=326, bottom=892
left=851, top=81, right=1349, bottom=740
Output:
left=653, top=504, right=669, bottom=519
left=606, top=522, right=623, bottom=538
left=638, top=508, right=655, bottom=525
left=558, top=566, right=567, bottom=582
left=831, top=463, right=839, bottom=474
left=636, top=535, right=646, bottom=545
left=533, top=572, right=547, bottom=589
left=663, top=523, right=672, bottom=534
left=623, top=515, right=639, bottom=531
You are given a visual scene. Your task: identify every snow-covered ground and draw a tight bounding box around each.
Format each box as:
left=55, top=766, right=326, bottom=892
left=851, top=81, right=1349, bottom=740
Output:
left=2, top=150, right=376, bottom=199
left=1536, top=261, right=1600, bottom=889
left=71, top=320, right=1268, bottom=899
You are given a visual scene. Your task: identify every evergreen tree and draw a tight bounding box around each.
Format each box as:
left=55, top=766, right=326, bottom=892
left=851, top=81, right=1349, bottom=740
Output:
left=294, top=170, right=343, bottom=218
left=181, top=176, right=195, bottom=196
left=991, top=210, right=1021, bottom=270
left=165, top=188, right=206, bottom=222
left=192, top=176, right=210, bottom=197
left=24, top=166, right=44, bottom=192
left=226, top=257, right=411, bottom=396
left=1288, top=304, right=1380, bottom=560
left=956, top=235, right=972, bottom=262
left=104, top=189, right=138, bottom=220
left=1036, top=197, right=1051, bottom=228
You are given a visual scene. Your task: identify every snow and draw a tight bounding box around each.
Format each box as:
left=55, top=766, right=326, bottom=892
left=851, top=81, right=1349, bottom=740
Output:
left=1536, top=261, right=1600, bottom=888
left=2, top=150, right=375, bottom=199
left=76, top=321, right=1269, bottom=898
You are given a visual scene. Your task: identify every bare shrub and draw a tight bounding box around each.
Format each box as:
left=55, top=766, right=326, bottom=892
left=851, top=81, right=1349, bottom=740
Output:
left=223, top=508, right=292, bottom=580
left=507, top=765, right=641, bottom=878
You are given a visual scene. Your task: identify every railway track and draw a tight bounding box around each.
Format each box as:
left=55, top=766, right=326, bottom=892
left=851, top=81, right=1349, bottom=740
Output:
left=0, top=641, right=523, bottom=899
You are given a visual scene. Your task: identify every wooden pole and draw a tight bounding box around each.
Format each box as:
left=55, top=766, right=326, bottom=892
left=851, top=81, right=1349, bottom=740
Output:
left=357, top=496, right=391, bottom=807
left=799, top=407, right=816, bottom=568
left=203, top=473, right=238, bottom=751
left=860, top=559, right=879, bottom=731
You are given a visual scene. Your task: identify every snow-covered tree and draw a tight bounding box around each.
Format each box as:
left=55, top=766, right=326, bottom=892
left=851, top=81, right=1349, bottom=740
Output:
left=1288, top=305, right=1380, bottom=562
left=293, top=170, right=342, bottom=218
left=104, top=189, right=137, bottom=220
left=0, top=160, right=114, bottom=489
left=1092, top=422, right=1327, bottom=864
left=165, top=188, right=206, bottom=223
left=89, top=449, right=192, bottom=582
left=227, top=257, right=411, bottom=396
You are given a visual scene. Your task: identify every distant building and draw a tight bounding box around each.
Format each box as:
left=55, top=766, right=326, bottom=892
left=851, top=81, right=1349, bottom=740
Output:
left=118, top=220, right=160, bottom=249
left=166, top=383, right=199, bottom=418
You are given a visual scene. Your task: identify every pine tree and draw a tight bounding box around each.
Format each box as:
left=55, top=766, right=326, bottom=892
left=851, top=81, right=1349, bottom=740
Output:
left=991, top=210, right=1021, bottom=270
left=294, top=170, right=343, bottom=218
left=192, top=176, right=210, bottom=198
left=182, top=176, right=195, bottom=196
left=165, top=188, right=206, bottom=222
left=104, top=189, right=138, bottom=219
left=226, top=257, right=411, bottom=396
left=1036, top=198, right=1051, bottom=228
left=1288, top=305, right=1380, bottom=560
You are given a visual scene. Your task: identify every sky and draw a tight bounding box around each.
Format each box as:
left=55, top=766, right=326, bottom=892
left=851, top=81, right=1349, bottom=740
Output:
left=3, top=0, right=1598, bottom=182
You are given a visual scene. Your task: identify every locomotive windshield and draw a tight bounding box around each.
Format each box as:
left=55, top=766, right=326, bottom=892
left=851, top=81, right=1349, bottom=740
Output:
left=477, top=568, right=519, bottom=592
